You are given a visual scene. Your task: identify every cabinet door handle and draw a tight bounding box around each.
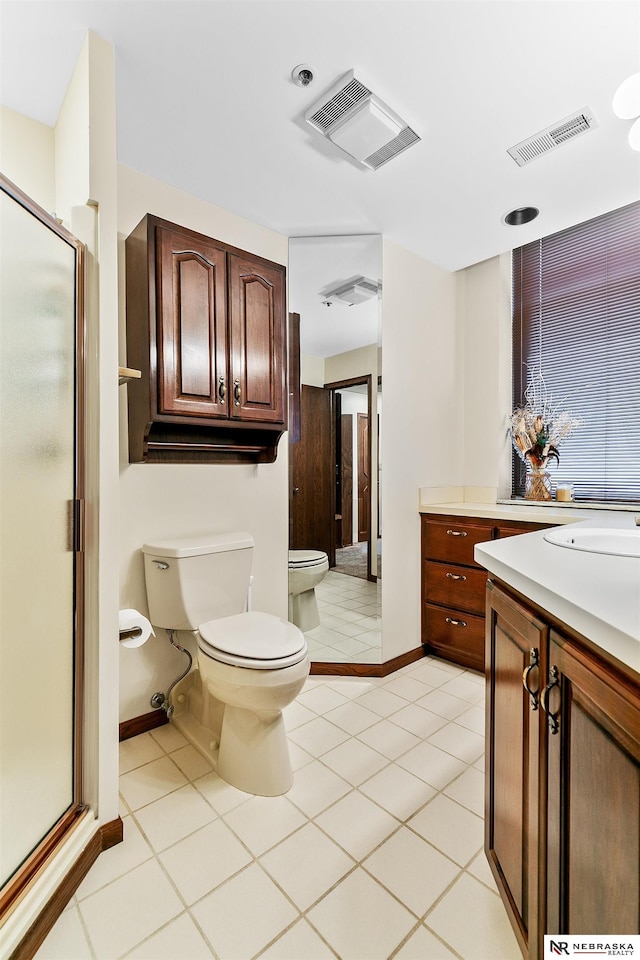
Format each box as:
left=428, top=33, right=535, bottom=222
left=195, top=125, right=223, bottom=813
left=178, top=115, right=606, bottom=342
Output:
left=522, top=647, right=540, bottom=710
left=218, top=376, right=226, bottom=403
left=445, top=616, right=467, bottom=627
left=446, top=572, right=467, bottom=581
left=233, top=378, right=241, bottom=406
left=541, top=665, right=561, bottom=734
left=446, top=529, right=467, bottom=537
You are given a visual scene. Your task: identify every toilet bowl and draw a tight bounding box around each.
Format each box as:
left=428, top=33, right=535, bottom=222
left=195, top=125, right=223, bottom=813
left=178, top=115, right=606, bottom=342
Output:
left=142, top=532, right=310, bottom=797
left=288, top=549, right=329, bottom=632
left=198, top=611, right=309, bottom=796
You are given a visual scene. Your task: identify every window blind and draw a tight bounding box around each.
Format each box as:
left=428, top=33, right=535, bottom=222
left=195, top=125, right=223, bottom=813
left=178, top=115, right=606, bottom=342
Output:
left=512, top=200, right=640, bottom=502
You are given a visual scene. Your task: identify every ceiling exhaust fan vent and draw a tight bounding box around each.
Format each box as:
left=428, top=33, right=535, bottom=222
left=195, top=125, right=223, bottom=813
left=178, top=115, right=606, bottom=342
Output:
left=365, top=126, right=421, bottom=170
left=323, top=276, right=381, bottom=306
left=308, top=77, right=371, bottom=132
left=507, top=107, right=597, bottom=166
left=305, top=70, right=420, bottom=170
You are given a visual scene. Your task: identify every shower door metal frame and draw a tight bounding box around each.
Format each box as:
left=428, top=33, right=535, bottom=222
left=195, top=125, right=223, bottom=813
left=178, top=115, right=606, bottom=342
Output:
left=0, top=173, right=86, bottom=918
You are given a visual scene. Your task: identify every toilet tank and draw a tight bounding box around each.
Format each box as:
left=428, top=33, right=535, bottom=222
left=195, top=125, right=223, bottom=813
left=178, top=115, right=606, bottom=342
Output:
left=142, top=531, right=254, bottom=630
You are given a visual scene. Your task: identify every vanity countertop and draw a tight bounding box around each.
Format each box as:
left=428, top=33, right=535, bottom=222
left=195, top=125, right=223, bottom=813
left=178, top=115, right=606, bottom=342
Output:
left=419, top=499, right=622, bottom=525
left=475, top=512, right=640, bottom=677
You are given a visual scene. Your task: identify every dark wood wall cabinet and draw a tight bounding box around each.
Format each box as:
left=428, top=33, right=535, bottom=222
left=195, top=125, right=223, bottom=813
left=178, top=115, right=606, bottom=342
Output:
left=125, top=214, right=287, bottom=463
left=486, top=579, right=640, bottom=959
left=420, top=513, right=549, bottom=671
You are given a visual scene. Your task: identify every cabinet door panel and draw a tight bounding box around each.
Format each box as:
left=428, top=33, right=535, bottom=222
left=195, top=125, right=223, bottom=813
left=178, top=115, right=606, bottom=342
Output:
left=157, top=226, right=228, bottom=418
left=546, top=633, right=640, bottom=936
left=229, top=255, right=285, bottom=424
left=486, top=582, right=547, bottom=960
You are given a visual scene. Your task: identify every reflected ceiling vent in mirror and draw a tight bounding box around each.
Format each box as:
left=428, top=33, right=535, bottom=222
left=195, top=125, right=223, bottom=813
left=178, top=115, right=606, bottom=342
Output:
left=304, top=70, right=420, bottom=170
left=507, top=107, right=597, bottom=166
left=322, top=276, right=381, bottom=307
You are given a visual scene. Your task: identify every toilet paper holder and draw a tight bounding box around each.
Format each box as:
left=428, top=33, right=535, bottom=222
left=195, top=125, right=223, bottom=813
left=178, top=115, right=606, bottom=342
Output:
left=118, top=609, right=155, bottom=647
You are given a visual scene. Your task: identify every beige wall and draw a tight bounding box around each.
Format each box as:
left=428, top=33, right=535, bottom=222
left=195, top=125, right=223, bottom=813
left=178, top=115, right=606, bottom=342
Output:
left=117, top=164, right=290, bottom=722
left=459, top=254, right=513, bottom=497
left=381, top=239, right=461, bottom=661
left=0, top=106, right=55, bottom=211
left=60, top=31, right=120, bottom=826
left=300, top=352, right=325, bottom=387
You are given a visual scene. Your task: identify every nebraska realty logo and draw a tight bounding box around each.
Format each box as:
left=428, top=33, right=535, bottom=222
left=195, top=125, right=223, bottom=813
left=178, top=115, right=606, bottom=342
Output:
left=544, top=937, right=640, bottom=957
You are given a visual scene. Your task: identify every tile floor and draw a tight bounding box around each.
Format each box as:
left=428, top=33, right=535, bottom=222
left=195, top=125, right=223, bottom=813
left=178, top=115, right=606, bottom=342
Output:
left=35, top=656, right=521, bottom=960
left=305, top=571, right=381, bottom=664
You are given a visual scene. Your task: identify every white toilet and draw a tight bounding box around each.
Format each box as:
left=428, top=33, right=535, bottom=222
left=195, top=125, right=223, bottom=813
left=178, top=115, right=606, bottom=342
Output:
left=288, top=549, right=329, bottom=632
left=142, top=532, right=309, bottom=796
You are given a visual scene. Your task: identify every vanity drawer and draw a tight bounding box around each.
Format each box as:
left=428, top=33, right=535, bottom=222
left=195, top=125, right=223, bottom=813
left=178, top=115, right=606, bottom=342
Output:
left=423, top=561, right=487, bottom=616
left=422, top=602, right=485, bottom=671
left=422, top=518, right=494, bottom=568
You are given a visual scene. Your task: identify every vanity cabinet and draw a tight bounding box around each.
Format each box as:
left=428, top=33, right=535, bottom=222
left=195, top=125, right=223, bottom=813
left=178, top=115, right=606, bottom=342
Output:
left=126, top=215, right=287, bottom=463
left=420, top=514, right=549, bottom=671
left=486, top=579, right=640, bottom=959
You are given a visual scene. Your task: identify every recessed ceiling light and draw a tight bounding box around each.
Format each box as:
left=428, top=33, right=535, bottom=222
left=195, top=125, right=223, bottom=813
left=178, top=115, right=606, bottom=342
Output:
left=503, top=207, right=540, bottom=226
left=612, top=72, right=640, bottom=120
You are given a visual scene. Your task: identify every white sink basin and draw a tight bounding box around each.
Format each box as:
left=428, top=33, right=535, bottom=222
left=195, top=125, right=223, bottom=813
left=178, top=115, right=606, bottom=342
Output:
left=544, top=526, right=640, bottom=558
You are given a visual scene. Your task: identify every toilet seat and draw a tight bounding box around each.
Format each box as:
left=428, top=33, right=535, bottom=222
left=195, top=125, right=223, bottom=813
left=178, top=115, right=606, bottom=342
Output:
left=198, top=611, right=307, bottom=670
left=288, top=549, right=328, bottom=569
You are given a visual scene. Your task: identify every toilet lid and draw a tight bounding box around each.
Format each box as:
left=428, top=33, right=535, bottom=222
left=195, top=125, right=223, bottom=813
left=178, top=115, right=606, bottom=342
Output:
left=288, top=549, right=328, bottom=568
left=198, top=611, right=307, bottom=669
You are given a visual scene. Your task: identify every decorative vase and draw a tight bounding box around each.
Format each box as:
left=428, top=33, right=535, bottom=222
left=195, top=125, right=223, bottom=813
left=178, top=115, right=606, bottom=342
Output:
left=525, top=466, right=552, bottom=501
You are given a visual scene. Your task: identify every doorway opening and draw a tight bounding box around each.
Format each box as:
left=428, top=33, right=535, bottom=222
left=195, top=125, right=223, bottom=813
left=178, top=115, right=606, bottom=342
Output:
left=328, top=376, right=376, bottom=583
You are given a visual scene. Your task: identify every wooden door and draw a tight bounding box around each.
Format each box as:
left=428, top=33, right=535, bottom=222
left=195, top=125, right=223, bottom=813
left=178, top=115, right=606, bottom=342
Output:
left=156, top=223, right=229, bottom=419
left=289, top=385, right=333, bottom=561
left=545, top=630, right=640, bottom=938
left=357, top=413, right=370, bottom=543
left=340, top=414, right=353, bottom=547
left=228, top=253, right=286, bottom=424
left=485, top=581, right=547, bottom=960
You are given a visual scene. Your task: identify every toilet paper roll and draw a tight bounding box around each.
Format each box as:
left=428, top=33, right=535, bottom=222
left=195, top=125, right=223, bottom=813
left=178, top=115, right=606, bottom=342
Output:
left=119, top=609, right=155, bottom=648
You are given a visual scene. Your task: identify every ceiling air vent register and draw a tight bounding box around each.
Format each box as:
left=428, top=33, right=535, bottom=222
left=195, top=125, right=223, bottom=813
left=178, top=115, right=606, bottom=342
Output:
left=507, top=107, right=597, bottom=166
left=323, top=277, right=381, bottom=307
left=305, top=70, right=420, bottom=170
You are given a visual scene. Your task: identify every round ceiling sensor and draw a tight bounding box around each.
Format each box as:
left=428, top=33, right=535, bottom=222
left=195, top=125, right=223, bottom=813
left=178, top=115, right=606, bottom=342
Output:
left=503, top=206, right=539, bottom=226
left=292, top=64, right=314, bottom=87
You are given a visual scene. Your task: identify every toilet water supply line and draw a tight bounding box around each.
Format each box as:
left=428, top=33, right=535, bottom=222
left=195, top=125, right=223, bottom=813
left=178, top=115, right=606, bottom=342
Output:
left=150, top=577, right=253, bottom=716
left=150, top=629, right=192, bottom=718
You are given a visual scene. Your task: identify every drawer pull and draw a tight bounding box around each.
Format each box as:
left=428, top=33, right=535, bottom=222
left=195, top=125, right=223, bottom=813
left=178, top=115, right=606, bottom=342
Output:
left=445, top=616, right=467, bottom=627
left=445, top=572, right=467, bottom=581
left=446, top=529, right=468, bottom=537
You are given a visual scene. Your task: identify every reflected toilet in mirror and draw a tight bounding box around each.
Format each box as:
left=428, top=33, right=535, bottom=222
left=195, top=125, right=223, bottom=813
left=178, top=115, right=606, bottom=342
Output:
left=288, top=549, right=329, bottom=631
left=288, top=235, right=382, bottom=665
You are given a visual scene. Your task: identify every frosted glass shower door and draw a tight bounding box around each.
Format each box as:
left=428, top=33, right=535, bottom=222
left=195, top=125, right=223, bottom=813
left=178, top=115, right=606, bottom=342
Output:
left=0, top=178, right=84, bottom=895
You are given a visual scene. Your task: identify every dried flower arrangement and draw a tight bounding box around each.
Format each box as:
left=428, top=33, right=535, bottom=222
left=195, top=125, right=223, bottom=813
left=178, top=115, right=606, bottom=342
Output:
left=509, top=370, right=581, bottom=471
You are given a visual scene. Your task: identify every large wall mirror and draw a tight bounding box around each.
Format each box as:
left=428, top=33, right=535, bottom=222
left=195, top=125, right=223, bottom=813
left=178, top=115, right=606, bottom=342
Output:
left=288, top=235, right=382, bottom=665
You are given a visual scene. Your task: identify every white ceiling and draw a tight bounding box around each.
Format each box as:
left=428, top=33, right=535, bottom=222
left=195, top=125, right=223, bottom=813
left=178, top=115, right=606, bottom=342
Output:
left=1, top=1, right=639, bottom=273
